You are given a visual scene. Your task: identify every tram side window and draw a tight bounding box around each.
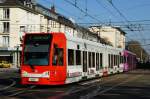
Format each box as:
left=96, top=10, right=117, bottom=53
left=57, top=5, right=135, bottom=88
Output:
left=52, top=48, right=64, bottom=66
left=88, top=52, right=92, bottom=68
left=68, top=49, right=74, bottom=65
left=100, top=53, right=103, bottom=68
left=117, top=55, right=119, bottom=66
left=116, top=55, right=118, bottom=65
left=119, top=55, right=120, bottom=65
left=120, top=55, right=122, bottom=64
left=83, top=51, right=87, bottom=72
left=108, top=54, right=110, bottom=68
left=116, top=55, right=117, bottom=66
left=122, top=56, right=124, bottom=63
left=58, top=48, right=63, bottom=66
left=114, top=55, right=116, bottom=66
left=111, top=54, right=113, bottom=68
left=116, top=55, right=118, bottom=66
left=96, top=53, right=99, bottom=71
left=76, top=50, right=81, bottom=65
left=92, top=52, right=95, bottom=68
left=124, top=56, right=127, bottom=63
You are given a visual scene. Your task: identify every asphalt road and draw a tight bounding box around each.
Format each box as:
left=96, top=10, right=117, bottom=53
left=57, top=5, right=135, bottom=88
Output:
left=0, top=69, right=150, bottom=99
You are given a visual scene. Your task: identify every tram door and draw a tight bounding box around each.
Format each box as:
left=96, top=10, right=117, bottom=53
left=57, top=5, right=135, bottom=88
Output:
left=50, top=34, right=66, bottom=82
left=83, top=51, right=87, bottom=74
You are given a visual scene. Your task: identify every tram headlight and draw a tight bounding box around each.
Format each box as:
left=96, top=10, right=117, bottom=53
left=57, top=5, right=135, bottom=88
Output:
left=22, top=71, right=28, bottom=77
left=42, top=71, right=50, bottom=78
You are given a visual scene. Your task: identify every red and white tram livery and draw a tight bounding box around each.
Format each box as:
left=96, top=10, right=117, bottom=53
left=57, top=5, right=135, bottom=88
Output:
left=21, top=32, right=126, bottom=85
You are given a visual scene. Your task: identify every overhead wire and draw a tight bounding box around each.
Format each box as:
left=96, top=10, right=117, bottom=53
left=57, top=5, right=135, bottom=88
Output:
left=95, top=0, right=117, bottom=21
left=63, top=0, right=103, bottom=24
left=38, top=0, right=149, bottom=53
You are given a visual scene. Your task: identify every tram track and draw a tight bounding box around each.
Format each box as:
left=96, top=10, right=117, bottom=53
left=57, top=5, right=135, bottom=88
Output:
left=66, top=73, right=129, bottom=95
left=0, top=79, right=16, bottom=91
left=0, top=85, right=36, bottom=97
left=61, top=71, right=143, bottom=99
left=0, top=70, right=144, bottom=99
left=6, top=85, right=36, bottom=97
left=79, top=74, right=143, bottom=99
left=0, top=78, right=36, bottom=97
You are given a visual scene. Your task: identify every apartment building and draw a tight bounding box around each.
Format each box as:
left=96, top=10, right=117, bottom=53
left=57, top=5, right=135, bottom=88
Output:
left=89, top=26, right=126, bottom=49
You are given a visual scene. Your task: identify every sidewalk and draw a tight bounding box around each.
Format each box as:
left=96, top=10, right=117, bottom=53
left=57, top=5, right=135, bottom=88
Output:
left=0, top=68, right=19, bottom=73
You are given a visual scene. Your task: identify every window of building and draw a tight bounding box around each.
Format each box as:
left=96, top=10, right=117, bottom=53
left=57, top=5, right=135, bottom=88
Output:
left=40, top=25, right=44, bottom=32
left=3, top=22, right=9, bottom=33
left=76, top=50, right=81, bottom=65
left=23, top=0, right=33, bottom=8
left=20, top=26, right=26, bottom=32
left=3, top=8, right=9, bottom=19
left=47, top=27, right=50, bottom=32
left=2, top=36, right=9, bottom=47
left=51, top=20, right=56, bottom=28
left=68, top=49, right=74, bottom=65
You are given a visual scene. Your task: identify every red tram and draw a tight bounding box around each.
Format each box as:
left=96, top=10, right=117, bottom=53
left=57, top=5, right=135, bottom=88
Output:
left=21, top=32, right=136, bottom=85
left=21, top=33, right=67, bottom=85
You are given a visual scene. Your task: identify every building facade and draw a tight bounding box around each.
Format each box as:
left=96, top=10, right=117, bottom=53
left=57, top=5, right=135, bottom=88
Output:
left=0, top=0, right=99, bottom=68
left=89, top=26, right=126, bottom=49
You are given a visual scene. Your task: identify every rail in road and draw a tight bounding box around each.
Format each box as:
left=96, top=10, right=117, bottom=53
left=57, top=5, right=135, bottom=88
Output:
left=0, top=69, right=150, bottom=99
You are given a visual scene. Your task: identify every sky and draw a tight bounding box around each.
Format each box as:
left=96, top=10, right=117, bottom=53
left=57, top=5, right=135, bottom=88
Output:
left=37, top=0, right=150, bottom=54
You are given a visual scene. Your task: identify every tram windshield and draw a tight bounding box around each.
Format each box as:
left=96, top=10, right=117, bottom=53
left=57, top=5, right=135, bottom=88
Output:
left=23, top=34, right=51, bottom=66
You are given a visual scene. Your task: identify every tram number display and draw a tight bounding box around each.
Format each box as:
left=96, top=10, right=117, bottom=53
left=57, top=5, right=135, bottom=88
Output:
left=29, top=78, right=39, bottom=82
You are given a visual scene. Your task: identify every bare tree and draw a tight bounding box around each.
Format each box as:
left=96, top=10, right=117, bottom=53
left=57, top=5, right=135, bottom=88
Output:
left=126, top=40, right=148, bottom=61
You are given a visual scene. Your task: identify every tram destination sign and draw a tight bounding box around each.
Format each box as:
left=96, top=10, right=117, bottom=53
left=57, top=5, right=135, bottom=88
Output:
left=25, top=34, right=51, bottom=44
